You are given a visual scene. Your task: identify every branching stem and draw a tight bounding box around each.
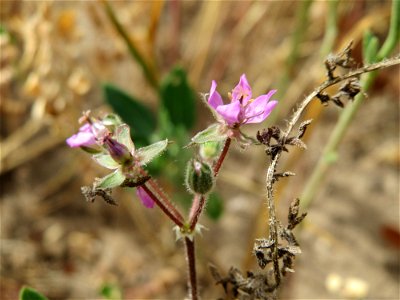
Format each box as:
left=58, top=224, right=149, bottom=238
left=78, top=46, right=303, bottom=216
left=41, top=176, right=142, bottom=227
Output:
left=265, top=55, right=399, bottom=287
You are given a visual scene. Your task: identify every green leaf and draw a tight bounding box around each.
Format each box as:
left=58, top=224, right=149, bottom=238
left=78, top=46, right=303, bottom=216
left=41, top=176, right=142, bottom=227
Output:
left=103, top=83, right=156, bottom=143
left=95, top=169, right=126, bottom=189
left=19, top=287, right=48, bottom=300
left=136, top=139, right=168, bottom=165
left=190, top=124, right=228, bottom=145
left=100, top=283, right=122, bottom=300
left=93, top=153, right=120, bottom=169
left=160, top=66, right=196, bottom=130
left=206, top=192, right=224, bottom=220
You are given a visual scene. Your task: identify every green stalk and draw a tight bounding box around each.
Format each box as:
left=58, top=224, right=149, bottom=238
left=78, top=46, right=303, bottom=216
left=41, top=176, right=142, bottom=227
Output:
left=320, top=0, right=339, bottom=58
left=300, top=0, right=400, bottom=210
left=102, top=0, right=159, bottom=89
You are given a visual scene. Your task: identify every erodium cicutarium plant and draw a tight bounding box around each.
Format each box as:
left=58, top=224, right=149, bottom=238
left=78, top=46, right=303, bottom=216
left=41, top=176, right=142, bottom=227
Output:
left=67, top=47, right=399, bottom=299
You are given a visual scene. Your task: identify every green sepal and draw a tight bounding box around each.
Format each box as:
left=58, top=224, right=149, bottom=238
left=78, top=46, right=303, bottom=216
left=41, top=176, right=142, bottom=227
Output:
left=19, top=287, right=48, bottom=300
left=94, top=169, right=126, bottom=189
left=136, top=139, right=168, bottom=165
left=80, top=146, right=102, bottom=154
left=115, top=124, right=135, bottom=153
left=190, top=124, right=228, bottom=145
left=199, top=141, right=223, bottom=160
left=102, top=113, right=123, bottom=127
left=93, top=153, right=120, bottom=169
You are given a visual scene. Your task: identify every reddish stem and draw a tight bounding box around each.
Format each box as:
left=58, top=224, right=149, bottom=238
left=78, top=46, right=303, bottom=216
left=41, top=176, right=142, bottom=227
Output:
left=139, top=168, right=184, bottom=225
left=141, top=183, right=184, bottom=227
left=184, top=237, right=198, bottom=300
left=189, top=195, right=206, bottom=231
left=213, top=138, right=231, bottom=177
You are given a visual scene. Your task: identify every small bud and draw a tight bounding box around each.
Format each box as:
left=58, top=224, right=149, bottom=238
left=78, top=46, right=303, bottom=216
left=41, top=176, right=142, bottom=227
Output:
left=199, top=141, right=222, bottom=161
left=103, top=136, right=133, bottom=165
left=185, top=159, right=214, bottom=195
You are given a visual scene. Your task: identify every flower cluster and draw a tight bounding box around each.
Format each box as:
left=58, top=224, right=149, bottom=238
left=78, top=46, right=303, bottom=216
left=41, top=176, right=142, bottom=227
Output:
left=66, top=112, right=168, bottom=208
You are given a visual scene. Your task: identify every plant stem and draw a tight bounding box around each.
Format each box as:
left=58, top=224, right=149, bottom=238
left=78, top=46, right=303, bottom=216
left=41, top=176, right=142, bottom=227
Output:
left=300, top=0, right=400, bottom=210
left=263, top=55, right=399, bottom=286
left=377, top=0, right=400, bottom=61
left=102, top=0, right=159, bottom=89
left=184, top=237, right=198, bottom=300
left=213, top=138, right=231, bottom=176
left=189, top=195, right=206, bottom=231
left=319, top=0, right=339, bottom=58
left=141, top=183, right=183, bottom=227
left=265, top=153, right=281, bottom=287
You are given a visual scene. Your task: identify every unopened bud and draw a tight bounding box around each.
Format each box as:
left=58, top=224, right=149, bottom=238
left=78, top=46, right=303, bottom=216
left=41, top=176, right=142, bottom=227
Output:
left=199, top=141, right=222, bottom=161
left=185, top=159, right=214, bottom=195
left=103, top=136, right=133, bottom=165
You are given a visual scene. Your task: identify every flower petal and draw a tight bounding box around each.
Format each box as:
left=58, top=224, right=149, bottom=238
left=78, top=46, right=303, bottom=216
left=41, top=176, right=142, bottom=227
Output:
left=244, top=90, right=277, bottom=124
left=136, top=186, right=155, bottom=208
left=66, top=124, right=96, bottom=148
left=216, top=101, right=242, bottom=125
left=232, top=74, right=252, bottom=104
left=208, top=80, right=223, bottom=109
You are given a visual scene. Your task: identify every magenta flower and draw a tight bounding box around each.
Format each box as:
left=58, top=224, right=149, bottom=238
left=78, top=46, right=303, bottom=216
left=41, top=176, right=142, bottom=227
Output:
left=136, top=186, right=155, bottom=208
left=66, top=123, right=97, bottom=148
left=208, top=74, right=278, bottom=126
left=66, top=122, right=108, bottom=148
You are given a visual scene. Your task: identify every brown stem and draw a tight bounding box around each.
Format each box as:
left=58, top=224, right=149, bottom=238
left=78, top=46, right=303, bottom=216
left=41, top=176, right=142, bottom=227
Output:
left=263, top=54, right=399, bottom=288
left=189, top=195, right=206, bottom=231
left=213, top=137, right=231, bottom=176
left=184, top=237, right=198, bottom=300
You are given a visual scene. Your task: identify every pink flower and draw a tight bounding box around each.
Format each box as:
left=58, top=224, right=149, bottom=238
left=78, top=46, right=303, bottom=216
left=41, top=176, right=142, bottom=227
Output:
left=66, top=122, right=108, bottom=148
left=136, top=186, right=155, bottom=208
left=66, top=123, right=97, bottom=148
left=208, top=74, right=278, bottom=126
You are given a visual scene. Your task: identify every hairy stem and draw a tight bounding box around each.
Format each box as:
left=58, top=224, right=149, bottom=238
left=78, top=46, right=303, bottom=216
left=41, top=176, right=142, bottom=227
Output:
left=184, top=237, right=198, bottom=300
left=213, top=138, right=231, bottom=176
left=102, top=0, right=159, bottom=89
left=189, top=195, right=206, bottom=231
left=264, top=55, right=399, bottom=285
left=141, top=183, right=183, bottom=227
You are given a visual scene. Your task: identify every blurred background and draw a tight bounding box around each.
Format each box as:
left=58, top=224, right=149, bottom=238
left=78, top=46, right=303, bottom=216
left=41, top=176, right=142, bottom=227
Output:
left=1, top=1, right=399, bottom=299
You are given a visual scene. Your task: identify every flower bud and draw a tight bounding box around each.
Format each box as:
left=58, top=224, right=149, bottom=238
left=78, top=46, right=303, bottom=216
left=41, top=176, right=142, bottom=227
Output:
left=103, top=136, right=133, bottom=165
left=199, top=141, right=222, bottom=161
left=185, top=159, right=214, bottom=195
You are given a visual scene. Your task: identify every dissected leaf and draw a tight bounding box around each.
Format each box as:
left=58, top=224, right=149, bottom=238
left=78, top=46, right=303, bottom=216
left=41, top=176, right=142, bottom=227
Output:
left=160, top=66, right=196, bottom=130
left=103, top=83, right=156, bottom=143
